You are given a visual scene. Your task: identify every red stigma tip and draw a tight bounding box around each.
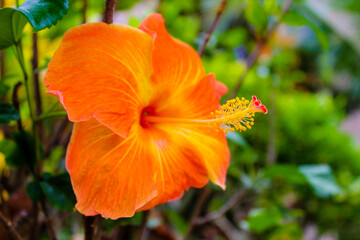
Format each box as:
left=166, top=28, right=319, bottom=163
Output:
left=252, top=96, right=257, bottom=101
left=255, top=100, right=261, bottom=106
left=261, top=105, right=268, bottom=114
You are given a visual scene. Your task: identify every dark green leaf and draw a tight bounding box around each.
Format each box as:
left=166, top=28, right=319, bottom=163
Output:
left=41, top=172, right=76, bottom=211
left=0, top=0, right=69, bottom=49
left=0, top=131, right=36, bottom=168
left=263, top=165, right=307, bottom=185
left=17, top=0, right=69, bottom=32
left=0, top=102, right=19, bottom=124
left=299, top=164, right=342, bottom=198
left=26, top=181, right=44, bottom=202
left=0, top=8, right=27, bottom=50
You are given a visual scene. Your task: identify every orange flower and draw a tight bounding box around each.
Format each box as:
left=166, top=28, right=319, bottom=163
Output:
left=44, top=13, right=267, bottom=219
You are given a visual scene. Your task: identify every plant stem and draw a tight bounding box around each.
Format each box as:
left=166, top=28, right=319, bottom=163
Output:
left=0, top=211, right=23, bottom=240
left=32, top=33, right=44, bottom=142
left=135, top=211, right=149, bottom=240
left=82, top=0, right=88, bottom=23
left=40, top=200, right=57, bottom=240
left=12, top=82, right=23, bottom=131
left=35, top=111, right=67, bottom=122
left=84, top=216, right=95, bottom=240
left=183, top=186, right=211, bottom=240
left=194, top=190, right=247, bottom=225
left=198, top=0, right=227, bottom=56
left=103, top=0, right=116, bottom=24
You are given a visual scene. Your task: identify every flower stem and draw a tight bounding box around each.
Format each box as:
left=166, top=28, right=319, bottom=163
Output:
left=103, top=0, right=117, bottom=24
left=0, top=211, right=23, bottom=240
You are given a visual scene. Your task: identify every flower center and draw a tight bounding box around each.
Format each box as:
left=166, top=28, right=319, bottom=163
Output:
left=141, top=96, right=267, bottom=133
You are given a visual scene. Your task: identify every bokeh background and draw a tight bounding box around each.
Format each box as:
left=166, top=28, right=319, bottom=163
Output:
left=1, top=0, right=360, bottom=239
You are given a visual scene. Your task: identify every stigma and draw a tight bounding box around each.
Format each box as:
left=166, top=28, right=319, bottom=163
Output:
left=211, top=96, right=267, bottom=134
left=142, top=95, right=267, bottom=134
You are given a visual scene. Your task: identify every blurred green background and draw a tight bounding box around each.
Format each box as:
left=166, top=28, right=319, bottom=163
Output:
left=1, top=0, right=360, bottom=239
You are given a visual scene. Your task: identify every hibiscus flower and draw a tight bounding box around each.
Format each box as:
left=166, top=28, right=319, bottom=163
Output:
left=44, top=13, right=266, bottom=219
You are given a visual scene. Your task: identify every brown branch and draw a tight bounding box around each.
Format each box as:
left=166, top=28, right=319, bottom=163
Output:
left=82, top=0, right=88, bottom=24
left=194, top=190, right=247, bottom=225
left=102, top=0, right=117, bottom=24
left=183, top=186, right=211, bottom=240
left=0, top=211, right=23, bottom=240
left=12, top=82, right=23, bottom=131
left=228, top=0, right=293, bottom=99
left=32, top=33, right=44, bottom=142
left=135, top=210, right=150, bottom=240
left=84, top=216, right=95, bottom=240
left=29, top=202, right=39, bottom=240
left=198, top=0, right=227, bottom=56
left=40, top=200, right=57, bottom=240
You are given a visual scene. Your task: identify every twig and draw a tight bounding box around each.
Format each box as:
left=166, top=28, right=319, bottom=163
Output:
left=82, top=0, right=88, bottom=23
left=40, top=200, right=57, bottom=240
left=102, top=0, right=117, bottom=24
left=44, top=118, right=69, bottom=157
left=135, top=210, right=150, bottom=240
left=194, top=190, right=247, bottom=225
left=12, top=82, right=23, bottom=131
left=198, top=0, right=227, bottom=56
left=228, top=0, right=293, bottom=99
left=0, top=211, right=23, bottom=240
left=183, top=186, right=211, bottom=240
left=29, top=202, right=39, bottom=240
left=84, top=216, right=95, bottom=240
left=32, top=33, right=44, bottom=142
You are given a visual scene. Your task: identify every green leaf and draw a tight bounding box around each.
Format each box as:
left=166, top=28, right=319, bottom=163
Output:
left=17, top=0, right=69, bottom=32
left=40, top=172, right=76, bottom=211
left=263, top=165, right=307, bottom=185
left=0, top=0, right=69, bottom=50
left=26, top=181, right=44, bottom=202
left=0, top=102, right=19, bottom=125
left=0, top=8, right=27, bottom=50
left=282, top=11, right=329, bottom=50
left=298, top=164, right=342, bottom=198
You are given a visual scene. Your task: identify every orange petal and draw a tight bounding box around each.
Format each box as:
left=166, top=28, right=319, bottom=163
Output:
left=137, top=126, right=210, bottom=211
left=44, top=23, right=153, bottom=137
left=139, top=13, right=205, bottom=99
left=138, top=124, right=229, bottom=211
left=66, top=118, right=157, bottom=219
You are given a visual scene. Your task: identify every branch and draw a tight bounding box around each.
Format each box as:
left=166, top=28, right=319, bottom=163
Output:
left=228, top=0, right=293, bottom=99
left=82, top=0, right=88, bottom=24
left=194, top=190, right=247, bottom=225
left=135, top=210, right=150, bottom=240
left=102, top=0, right=117, bottom=24
left=84, top=216, right=95, bottom=240
left=0, top=211, right=23, bottom=240
left=183, top=186, right=211, bottom=240
left=12, top=82, right=23, bottom=131
left=40, top=200, right=57, bottom=240
left=198, top=0, right=228, bottom=56
left=32, top=33, right=44, bottom=142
